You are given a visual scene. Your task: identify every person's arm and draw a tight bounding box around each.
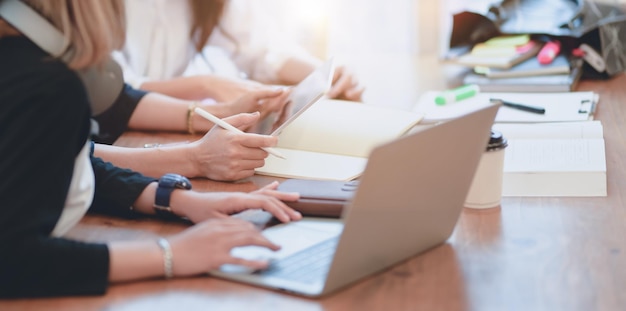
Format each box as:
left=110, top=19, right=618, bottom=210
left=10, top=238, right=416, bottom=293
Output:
left=107, top=218, right=281, bottom=281
left=96, top=112, right=282, bottom=181
left=92, top=84, right=148, bottom=144
left=139, top=74, right=273, bottom=103
left=127, top=88, right=287, bottom=134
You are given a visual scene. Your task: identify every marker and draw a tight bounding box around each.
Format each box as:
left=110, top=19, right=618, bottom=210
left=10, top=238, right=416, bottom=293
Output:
left=537, top=40, right=560, bottom=65
left=435, top=84, right=480, bottom=106
left=194, top=107, right=286, bottom=159
left=490, top=98, right=545, bottom=115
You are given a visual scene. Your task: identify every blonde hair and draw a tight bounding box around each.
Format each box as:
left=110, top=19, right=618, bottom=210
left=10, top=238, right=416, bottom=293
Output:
left=22, top=0, right=125, bottom=69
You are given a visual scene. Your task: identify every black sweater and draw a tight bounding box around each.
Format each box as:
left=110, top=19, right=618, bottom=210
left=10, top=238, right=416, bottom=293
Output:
left=0, top=36, right=155, bottom=297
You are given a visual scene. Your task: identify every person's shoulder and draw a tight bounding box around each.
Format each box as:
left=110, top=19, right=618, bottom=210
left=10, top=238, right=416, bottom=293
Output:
left=0, top=37, right=92, bottom=120
left=0, top=36, right=84, bottom=94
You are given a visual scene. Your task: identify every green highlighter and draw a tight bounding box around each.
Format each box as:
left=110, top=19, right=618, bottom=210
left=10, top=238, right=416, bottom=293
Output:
left=434, top=84, right=480, bottom=106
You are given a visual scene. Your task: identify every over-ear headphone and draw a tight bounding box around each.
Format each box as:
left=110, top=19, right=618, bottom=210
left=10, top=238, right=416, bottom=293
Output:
left=0, top=0, right=123, bottom=116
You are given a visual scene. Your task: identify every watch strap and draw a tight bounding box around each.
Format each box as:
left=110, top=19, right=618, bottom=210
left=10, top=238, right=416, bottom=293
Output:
left=154, top=173, right=191, bottom=217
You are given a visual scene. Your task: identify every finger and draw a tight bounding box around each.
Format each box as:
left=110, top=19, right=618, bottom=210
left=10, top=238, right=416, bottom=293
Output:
left=197, top=217, right=256, bottom=232
left=327, top=75, right=352, bottom=99
left=238, top=133, right=278, bottom=149
left=221, top=112, right=262, bottom=131
left=259, top=97, right=286, bottom=114
left=228, top=230, right=281, bottom=250
left=258, top=189, right=300, bottom=202
left=252, top=197, right=298, bottom=223
left=260, top=180, right=280, bottom=190
left=344, top=86, right=366, bottom=102
left=332, top=66, right=345, bottom=84
left=266, top=197, right=302, bottom=222
left=256, top=182, right=300, bottom=201
left=227, top=257, right=272, bottom=270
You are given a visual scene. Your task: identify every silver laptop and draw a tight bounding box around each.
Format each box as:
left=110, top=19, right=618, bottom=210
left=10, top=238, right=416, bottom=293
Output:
left=211, top=103, right=500, bottom=297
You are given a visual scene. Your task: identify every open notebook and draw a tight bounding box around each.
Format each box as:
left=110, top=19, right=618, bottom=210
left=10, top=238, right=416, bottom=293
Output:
left=255, top=99, right=423, bottom=180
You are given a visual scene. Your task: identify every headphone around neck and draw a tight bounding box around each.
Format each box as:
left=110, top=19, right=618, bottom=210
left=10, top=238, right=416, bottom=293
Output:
left=0, top=0, right=123, bottom=116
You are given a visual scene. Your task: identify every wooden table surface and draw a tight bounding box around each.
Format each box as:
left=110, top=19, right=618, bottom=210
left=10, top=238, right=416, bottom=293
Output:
left=2, top=56, right=625, bottom=311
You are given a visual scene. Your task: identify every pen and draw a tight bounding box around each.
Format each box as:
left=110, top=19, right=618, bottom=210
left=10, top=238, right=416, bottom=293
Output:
left=194, top=107, right=286, bottom=159
left=434, top=84, right=480, bottom=105
left=490, top=98, right=546, bottom=115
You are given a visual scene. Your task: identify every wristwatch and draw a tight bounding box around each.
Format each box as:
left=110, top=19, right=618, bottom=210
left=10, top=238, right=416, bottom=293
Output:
left=154, top=173, right=192, bottom=217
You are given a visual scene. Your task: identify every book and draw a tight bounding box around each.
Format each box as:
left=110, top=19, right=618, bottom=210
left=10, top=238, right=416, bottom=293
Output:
left=255, top=99, right=423, bottom=181
left=463, top=70, right=580, bottom=92
left=480, top=54, right=571, bottom=79
left=492, top=121, right=607, bottom=197
left=454, top=40, right=542, bottom=69
left=462, top=58, right=583, bottom=92
left=414, top=91, right=597, bottom=123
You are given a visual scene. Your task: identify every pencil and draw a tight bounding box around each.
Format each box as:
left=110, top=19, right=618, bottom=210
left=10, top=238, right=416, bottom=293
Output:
left=194, top=107, right=286, bottom=159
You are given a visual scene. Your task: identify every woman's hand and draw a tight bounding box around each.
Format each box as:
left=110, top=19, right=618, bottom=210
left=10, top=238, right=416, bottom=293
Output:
left=187, top=112, right=280, bottom=181
left=220, top=87, right=291, bottom=126
left=327, top=65, right=365, bottom=101
left=168, top=218, right=280, bottom=276
left=173, top=181, right=301, bottom=224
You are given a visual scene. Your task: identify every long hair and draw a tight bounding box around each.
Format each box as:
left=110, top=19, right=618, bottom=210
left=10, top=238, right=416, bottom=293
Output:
left=189, top=0, right=235, bottom=52
left=21, top=0, right=125, bottom=69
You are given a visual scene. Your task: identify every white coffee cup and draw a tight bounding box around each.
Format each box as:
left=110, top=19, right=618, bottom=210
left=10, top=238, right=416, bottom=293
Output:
left=465, top=131, right=508, bottom=209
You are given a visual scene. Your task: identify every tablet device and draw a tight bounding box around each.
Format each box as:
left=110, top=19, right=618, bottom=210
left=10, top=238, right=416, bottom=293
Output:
left=257, top=58, right=335, bottom=136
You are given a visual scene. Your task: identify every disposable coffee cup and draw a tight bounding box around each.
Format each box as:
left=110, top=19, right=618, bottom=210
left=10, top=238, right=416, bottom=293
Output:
left=465, top=130, right=508, bottom=209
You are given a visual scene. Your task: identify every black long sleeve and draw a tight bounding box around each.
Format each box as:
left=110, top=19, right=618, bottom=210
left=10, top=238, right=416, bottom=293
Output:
left=0, top=36, right=153, bottom=297
left=91, top=84, right=147, bottom=145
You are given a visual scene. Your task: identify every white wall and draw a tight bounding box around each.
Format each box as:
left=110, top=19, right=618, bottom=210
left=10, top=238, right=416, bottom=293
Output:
left=260, top=0, right=444, bottom=59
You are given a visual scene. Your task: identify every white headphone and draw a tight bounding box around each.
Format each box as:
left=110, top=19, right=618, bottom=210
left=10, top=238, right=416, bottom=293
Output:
left=0, top=0, right=123, bottom=116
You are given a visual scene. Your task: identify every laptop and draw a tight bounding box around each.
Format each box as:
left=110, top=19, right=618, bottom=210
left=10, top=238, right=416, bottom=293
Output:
left=211, top=103, right=500, bottom=297
left=254, top=58, right=335, bottom=136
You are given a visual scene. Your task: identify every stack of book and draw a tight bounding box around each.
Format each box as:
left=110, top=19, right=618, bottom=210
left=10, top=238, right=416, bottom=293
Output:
left=452, top=35, right=583, bottom=92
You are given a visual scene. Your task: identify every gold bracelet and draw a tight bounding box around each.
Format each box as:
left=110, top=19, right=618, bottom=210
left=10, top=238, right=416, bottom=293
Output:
left=186, top=101, right=198, bottom=135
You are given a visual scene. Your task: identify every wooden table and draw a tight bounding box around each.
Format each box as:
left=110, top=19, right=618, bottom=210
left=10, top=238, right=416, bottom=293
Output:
left=2, top=57, right=626, bottom=311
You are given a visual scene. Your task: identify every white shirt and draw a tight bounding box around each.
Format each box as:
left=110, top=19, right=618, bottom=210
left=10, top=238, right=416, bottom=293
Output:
left=51, top=141, right=95, bottom=237
left=112, top=0, right=311, bottom=89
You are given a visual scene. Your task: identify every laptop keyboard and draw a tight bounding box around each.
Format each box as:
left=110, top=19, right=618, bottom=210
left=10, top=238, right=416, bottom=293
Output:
left=255, top=237, right=339, bottom=284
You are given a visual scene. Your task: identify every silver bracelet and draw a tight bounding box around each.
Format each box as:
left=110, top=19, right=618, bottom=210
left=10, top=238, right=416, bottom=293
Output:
left=156, top=237, right=173, bottom=279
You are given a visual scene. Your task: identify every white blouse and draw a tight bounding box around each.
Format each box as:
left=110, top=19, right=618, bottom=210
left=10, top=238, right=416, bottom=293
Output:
left=112, top=0, right=311, bottom=89
left=51, top=141, right=95, bottom=237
